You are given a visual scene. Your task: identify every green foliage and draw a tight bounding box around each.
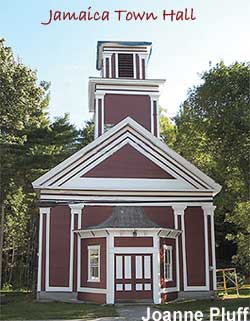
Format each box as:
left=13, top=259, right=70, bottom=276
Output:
left=0, top=39, right=94, bottom=289
left=159, top=108, right=176, bottom=148
left=226, top=201, right=250, bottom=274
left=172, top=61, right=250, bottom=274
left=77, top=119, right=94, bottom=148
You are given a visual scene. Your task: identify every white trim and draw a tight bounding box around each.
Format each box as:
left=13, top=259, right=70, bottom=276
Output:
left=41, top=195, right=213, bottom=202
left=172, top=205, right=187, bottom=291
left=88, top=245, right=101, bottom=282
left=133, top=53, right=137, bottom=79
left=101, top=96, right=104, bottom=135
left=202, top=204, right=217, bottom=290
left=153, top=235, right=161, bottom=304
left=163, top=245, right=173, bottom=282
left=210, top=211, right=217, bottom=290
left=150, top=96, right=154, bottom=134
left=109, top=56, right=112, bottom=78
left=53, top=134, right=203, bottom=190
left=45, top=208, right=50, bottom=291
left=77, top=227, right=180, bottom=240
left=69, top=212, right=74, bottom=290
left=112, top=247, right=155, bottom=254
left=161, top=287, right=178, bottom=293
left=68, top=202, right=213, bottom=207
left=78, top=287, right=107, bottom=294
left=115, top=53, right=118, bottom=78
left=41, top=189, right=213, bottom=196
left=139, top=55, right=142, bottom=79
left=96, top=90, right=160, bottom=96
left=33, top=117, right=221, bottom=193
left=77, top=224, right=81, bottom=292
left=94, top=97, right=99, bottom=139
left=69, top=203, right=84, bottom=292
left=106, top=233, right=114, bottom=304
left=103, top=56, right=106, bottom=78
left=174, top=212, right=180, bottom=292
left=37, top=209, right=45, bottom=292
left=156, top=98, right=160, bottom=138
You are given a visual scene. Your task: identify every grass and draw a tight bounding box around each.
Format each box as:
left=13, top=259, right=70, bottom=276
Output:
left=0, top=292, right=118, bottom=320
left=157, top=288, right=250, bottom=314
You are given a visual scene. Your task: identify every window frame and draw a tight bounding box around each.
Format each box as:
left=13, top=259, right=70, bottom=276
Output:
left=163, top=245, right=173, bottom=282
left=88, top=245, right=101, bottom=282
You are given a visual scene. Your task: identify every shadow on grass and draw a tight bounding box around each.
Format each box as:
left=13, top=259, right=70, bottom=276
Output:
left=1, top=292, right=118, bottom=320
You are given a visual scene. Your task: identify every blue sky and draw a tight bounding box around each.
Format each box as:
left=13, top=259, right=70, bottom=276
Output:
left=1, top=0, right=249, bottom=128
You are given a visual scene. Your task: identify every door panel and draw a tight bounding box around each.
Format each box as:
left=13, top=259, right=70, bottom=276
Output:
left=115, top=254, right=153, bottom=301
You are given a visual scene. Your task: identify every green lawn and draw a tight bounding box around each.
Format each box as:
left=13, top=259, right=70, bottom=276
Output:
left=1, top=292, right=118, bottom=320
left=157, top=296, right=250, bottom=314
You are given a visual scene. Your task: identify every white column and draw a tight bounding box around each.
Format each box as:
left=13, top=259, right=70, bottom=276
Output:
left=150, top=94, right=160, bottom=137
left=95, top=94, right=105, bottom=137
left=133, top=53, right=137, bottom=79
left=103, top=53, right=112, bottom=78
left=115, top=53, right=119, bottom=78
left=44, top=207, right=51, bottom=291
left=103, top=55, right=106, bottom=78
left=150, top=96, right=154, bottom=135
left=174, top=211, right=180, bottom=292
left=156, top=97, right=160, bottom=138
left=94, top=97, right=99, bottom=139
left=153, top=234, right=161, bottom=304
left=37, top=208, right=47, bottom=292
left=69, top=204, right=85, bottom=292
left=172, top=204, right=187, bottom=291
left=106, top=232, right=114, bottom=304
left=202, top=204, right=217, bottom=290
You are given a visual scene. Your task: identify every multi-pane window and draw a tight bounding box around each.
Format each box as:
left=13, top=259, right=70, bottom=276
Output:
left=88, top=246, right=100, bottom=282
left=164, top=245, right=173, bottom=281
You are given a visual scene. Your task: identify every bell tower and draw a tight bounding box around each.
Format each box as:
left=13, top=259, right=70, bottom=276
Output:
left=88, top=41, right=165, bottom=138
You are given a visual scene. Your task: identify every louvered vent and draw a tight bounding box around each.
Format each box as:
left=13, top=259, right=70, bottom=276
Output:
left=118, top=54, right=134, bottom=78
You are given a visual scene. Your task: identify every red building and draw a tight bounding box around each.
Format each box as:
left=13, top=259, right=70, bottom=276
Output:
left=33, top=41, right=221, bottom=304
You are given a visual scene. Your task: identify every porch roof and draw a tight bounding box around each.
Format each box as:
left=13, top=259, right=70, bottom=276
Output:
left=86, top=206, right=162, bottom=229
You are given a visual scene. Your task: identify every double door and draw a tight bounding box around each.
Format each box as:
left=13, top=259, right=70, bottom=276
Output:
left=115, top=254, right=153, bottom=301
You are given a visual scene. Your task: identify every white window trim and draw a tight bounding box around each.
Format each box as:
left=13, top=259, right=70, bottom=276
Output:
left=88, top=245, right=101, bottom=282
left=164, top=245, right=173, bottom=282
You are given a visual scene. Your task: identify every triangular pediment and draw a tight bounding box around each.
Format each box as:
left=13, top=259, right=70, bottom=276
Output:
left=33, top=117, right=221, bottom=194
left=82, top=144, right=174, bottom=179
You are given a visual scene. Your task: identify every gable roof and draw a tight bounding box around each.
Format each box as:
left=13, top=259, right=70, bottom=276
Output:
left=32, top=117, right=221, bottom=195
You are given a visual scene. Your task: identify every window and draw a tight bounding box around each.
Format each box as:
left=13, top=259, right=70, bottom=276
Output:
left=88, top=246, right=100, bottom=282
left=164, top=245, right=173, bottom=281
left=118, top=54, right=134, bottom=78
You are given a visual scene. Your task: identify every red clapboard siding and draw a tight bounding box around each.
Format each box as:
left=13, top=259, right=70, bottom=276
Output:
left=104, top=94, right=151, bottom=130
left=144, top=207, right=174, bottom=228
left=81, top=238, right=106, bottom=289
left=82, top=144, right=174, bottom=179
left=49, top=206, right=71, bottom=287
left=185, top=207, right=206, bottom=286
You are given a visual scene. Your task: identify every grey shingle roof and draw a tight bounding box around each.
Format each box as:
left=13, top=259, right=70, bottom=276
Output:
left=87, top=206, right=162, bottom=229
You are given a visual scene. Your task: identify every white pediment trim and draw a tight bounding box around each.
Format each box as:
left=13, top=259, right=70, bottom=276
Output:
left=32, top=117, right=221, bottom=194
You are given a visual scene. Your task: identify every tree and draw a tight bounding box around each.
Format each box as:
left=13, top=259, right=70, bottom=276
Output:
left=159, top=108, right=176, bottom=148
left=174, top=61, right=250, bottom=274
left=0, top=38, right=50, bottom=200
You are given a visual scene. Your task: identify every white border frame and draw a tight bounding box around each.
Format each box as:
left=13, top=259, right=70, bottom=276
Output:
left=163, top=245, right=173, bottom=282
left=87, top=245, right=101, bottom=282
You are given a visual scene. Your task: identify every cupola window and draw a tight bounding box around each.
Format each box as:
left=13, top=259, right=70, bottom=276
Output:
left=118, top=54, right=134, bottom=78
